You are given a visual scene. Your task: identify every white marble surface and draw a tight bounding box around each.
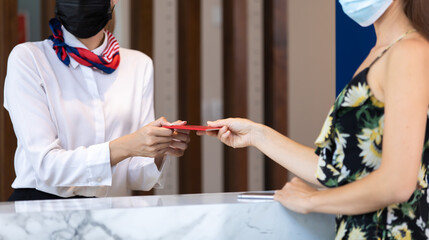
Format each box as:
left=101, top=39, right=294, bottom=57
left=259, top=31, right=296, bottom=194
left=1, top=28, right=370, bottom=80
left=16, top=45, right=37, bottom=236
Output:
left=0, top=192, right=335, bottom=240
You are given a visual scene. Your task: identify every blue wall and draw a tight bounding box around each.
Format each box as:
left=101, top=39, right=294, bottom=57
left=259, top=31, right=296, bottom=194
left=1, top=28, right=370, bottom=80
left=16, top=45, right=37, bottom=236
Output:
left=336, top=1, right=376, bottom=95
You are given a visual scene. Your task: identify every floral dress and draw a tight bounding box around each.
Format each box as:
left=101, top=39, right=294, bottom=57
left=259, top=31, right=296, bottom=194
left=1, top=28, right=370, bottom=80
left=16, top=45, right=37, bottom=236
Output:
left=315, top=36, right=429, bottom=239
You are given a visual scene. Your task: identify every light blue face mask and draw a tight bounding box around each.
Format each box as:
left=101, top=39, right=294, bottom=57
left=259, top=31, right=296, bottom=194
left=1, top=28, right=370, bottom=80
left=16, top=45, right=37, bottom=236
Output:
left=339, top=0, right=393, bottom=27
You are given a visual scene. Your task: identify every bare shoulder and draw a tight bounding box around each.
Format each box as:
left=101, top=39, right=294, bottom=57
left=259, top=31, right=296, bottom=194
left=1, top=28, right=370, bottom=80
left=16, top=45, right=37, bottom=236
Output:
left=384, top=34, right=429, bottom=104
left=386, top=35, right=429, bottom=71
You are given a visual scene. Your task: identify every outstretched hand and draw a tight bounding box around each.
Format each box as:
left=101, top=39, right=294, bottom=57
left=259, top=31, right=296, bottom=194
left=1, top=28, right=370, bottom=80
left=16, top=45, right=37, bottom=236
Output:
left=197, top=118, right=261, bottom=149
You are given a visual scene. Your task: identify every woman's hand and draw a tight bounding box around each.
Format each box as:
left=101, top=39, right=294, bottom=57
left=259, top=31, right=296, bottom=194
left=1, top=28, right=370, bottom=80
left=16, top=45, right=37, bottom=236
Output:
left=274, top=177, right=317, bottom=214
left=197, top=118, right=262, bottom=148
left=164, top=120, right=190, bottom=157
left=130, top=117, right=175, bottom=158
left=110, top=117, right=190, bottom=166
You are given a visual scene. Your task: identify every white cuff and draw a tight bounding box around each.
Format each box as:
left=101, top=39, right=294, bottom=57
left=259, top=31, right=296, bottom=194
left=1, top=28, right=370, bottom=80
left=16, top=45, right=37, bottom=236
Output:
left=86, top=142, right=112, bottom=187
left=154, top=156, right=170, bottom=189
left=127, top=156, right=171, bottom=191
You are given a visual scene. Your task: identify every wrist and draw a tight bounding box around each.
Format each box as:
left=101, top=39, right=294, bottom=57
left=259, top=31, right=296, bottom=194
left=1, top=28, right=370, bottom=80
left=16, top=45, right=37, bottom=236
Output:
left=307, top=191, right=320, bottom=214
left=154, top=156, right=165, bottom=171
left=250, top=123, right=267, bottom=148
left=109, top=134, right=133, bottom=165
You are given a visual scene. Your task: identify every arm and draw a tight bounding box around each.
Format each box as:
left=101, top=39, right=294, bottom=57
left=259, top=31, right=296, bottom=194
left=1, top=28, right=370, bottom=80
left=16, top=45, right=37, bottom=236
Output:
left=275, top=39, right=429, bottom=215
left=109, top=118, right=189, bottom=191
left=109, top=117, right=174, bottom=167
left=204, top=119, right=322, bottom=186
left=253, top=124, right=321, bottom=186
left=111, top=57, right=189, bottom=191
left=4, top=44, right=113, bottom=189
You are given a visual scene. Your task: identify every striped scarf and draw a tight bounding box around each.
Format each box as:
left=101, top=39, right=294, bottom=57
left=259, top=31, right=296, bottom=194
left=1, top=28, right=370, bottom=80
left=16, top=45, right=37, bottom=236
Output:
left=48, top=18, right=120, bottom=74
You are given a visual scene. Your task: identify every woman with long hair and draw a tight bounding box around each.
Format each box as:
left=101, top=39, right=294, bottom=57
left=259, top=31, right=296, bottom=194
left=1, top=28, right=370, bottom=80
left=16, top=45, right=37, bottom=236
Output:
left=201, top=0, right=429, bottom=238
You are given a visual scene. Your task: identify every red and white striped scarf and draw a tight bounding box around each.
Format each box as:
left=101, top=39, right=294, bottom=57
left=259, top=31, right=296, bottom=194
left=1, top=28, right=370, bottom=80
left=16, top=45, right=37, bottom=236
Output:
left=49, top=18, right=120, bottom=74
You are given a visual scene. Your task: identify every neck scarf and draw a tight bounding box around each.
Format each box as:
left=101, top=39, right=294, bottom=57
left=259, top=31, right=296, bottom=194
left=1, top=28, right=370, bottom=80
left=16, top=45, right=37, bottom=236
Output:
left=48, top=18, right=120, bottom=74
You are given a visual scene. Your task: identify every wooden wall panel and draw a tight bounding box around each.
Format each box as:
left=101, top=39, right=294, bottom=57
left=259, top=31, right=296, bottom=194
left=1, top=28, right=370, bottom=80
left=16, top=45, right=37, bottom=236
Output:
left=152, top=0, right=179, bottom=195
left=263, top=0, right=288, bottom=190
left=130, top=0, right=154, bottom=196
left=201, top=0, right=223, bottom=193
left=178, top=0, right=202, bottom=194
left=40, top=0, right=56, bottom=39
left=131, top=0, right=153, bottom=58
left=223, top=0, right=248, bottom=192
left=247, top=0, right=264, bottom=191
left=0, top=0, right=18, bottom=201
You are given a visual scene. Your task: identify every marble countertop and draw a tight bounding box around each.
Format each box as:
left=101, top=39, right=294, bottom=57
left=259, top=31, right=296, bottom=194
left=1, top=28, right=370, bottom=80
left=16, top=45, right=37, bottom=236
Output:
left=0, top=192, right=336, bottom=239
left=0, top=192, right=252, bottom=213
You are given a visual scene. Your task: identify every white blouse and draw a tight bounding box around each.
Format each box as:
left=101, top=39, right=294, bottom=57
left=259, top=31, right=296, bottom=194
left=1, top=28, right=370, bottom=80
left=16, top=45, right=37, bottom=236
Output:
left=4, top=27, right=168, bottom=198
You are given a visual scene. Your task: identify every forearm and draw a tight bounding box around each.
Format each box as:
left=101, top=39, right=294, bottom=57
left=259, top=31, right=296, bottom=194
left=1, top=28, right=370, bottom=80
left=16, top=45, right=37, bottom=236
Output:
left=110, top=133, right=167, bottom=170
left=109, top=134, right=134, bottom=166
left=310, top=170, right=412, bottom=215
left=253, top=124, right=321, bottom=186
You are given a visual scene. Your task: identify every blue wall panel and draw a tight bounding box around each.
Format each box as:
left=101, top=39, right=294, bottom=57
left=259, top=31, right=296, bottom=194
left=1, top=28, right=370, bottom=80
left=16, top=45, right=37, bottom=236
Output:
left=336, top=1, right=376, bottom=95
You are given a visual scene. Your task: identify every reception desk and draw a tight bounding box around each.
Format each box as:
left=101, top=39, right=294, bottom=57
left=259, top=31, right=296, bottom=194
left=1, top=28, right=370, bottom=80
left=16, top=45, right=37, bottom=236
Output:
left=0, top=192, right=335, bottom=239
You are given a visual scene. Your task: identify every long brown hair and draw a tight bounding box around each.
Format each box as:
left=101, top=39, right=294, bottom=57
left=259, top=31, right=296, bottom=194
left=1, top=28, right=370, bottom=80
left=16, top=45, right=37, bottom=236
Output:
left=403, top=0, right=429, bottom=41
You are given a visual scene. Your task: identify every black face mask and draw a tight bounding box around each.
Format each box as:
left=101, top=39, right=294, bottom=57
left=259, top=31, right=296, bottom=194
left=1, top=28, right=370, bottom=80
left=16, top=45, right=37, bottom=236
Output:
left=55, top=0, right=112, bottom=39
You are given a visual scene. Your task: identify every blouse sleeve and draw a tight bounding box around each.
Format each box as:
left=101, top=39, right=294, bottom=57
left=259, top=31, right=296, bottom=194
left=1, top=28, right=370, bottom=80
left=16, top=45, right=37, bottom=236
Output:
left=4, top=44, right=112, bottom=196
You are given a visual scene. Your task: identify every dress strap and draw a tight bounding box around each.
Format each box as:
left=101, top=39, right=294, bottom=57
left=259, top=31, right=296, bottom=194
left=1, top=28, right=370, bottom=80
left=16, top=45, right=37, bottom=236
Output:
left=368, top=29, right=417, bottom=69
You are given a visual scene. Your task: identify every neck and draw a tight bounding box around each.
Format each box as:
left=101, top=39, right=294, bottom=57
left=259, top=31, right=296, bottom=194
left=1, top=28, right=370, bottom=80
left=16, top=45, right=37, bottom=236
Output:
left=373, top=1, right=414, bottom=48
left=77, top=30, right=105, bottom=51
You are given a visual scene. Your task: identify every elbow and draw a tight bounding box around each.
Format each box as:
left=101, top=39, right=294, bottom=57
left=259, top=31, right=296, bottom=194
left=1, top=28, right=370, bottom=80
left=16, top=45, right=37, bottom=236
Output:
left=37, top=169, right=64, bottom=187
left=389, top=183, right=417, bottom=204
left=374, top=168, right=419, bottom=204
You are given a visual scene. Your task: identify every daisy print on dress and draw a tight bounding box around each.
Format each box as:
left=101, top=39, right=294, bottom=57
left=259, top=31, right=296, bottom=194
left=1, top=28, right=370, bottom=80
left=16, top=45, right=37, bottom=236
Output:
left=337, top=166, right=351, bottom=184
left=387, top=204, right=399, bottom=225
left=332, top=130, right=351, bottom=184
left=353, top=168, right=370, bottom=181
left=370, top=95, right=384, bottom=108
left=327, top=164, right=340, bottom=177
left=341, top=82, right=370, bottom=107
left=416, top=217, right=426, bottom=231
left=418, top=164, right=428, bottom=188
left=333, top=130, right=350, bottom=169
left=347, top=226, right=366, bottom=240
left=357, top=116, right=384, bottom=169
left=316, top=154, right=327, bottom=181
left=315, top=106, right=334, bottom=149
left=335, top=220, right=347, bottom=240
left=391, top=223, right=412, bottom=240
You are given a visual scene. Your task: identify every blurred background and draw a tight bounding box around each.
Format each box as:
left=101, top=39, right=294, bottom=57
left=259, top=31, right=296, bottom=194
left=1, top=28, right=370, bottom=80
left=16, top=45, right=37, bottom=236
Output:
left=0, top=0, right=337, bottom=201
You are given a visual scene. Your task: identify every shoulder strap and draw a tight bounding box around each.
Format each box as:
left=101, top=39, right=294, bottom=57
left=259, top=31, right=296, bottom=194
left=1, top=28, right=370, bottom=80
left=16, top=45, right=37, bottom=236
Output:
left=368, top=29, right=416, bottom=69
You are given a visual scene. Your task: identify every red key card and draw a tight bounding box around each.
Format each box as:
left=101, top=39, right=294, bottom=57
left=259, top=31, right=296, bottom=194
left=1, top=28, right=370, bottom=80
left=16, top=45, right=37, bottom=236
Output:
left=162, top=125, right=221, bottom=131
